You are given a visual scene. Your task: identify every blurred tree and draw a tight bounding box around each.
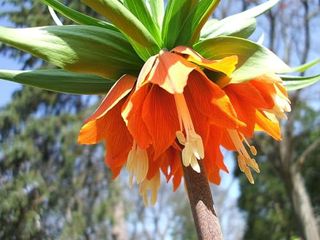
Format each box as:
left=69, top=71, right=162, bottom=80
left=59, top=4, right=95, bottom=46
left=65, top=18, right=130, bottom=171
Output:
left=0, top=1, right=126, bottom=239
left=238, top=102, right=320, bottom=240
left=237, top=1, right=320, bottom=239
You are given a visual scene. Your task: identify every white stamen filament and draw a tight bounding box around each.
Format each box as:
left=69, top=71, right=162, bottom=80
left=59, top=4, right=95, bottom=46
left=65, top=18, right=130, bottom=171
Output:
left=174, top=94, right=204, bottom=173
left=126, top=142, right=149, bottom=187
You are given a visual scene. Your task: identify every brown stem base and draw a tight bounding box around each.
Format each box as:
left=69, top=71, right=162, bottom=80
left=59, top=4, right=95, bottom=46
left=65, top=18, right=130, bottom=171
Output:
left=183, top=162, right=223, bottom=240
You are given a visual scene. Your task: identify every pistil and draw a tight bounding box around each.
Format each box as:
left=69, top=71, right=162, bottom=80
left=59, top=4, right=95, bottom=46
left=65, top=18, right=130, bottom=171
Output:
left=174, top=94, right=204, bottom=173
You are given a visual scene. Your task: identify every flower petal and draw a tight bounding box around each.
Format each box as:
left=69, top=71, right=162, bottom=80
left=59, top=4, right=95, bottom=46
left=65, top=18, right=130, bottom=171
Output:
left=136, top=55, right=157, bottom=88
left=103, top=99, right=133, bottom=177
left=172, top=46, right=238, bottom=77
left=204, top=126, right=228, bottom=185
left=187, top=71, right=245, bottom=129
left=122, top=85, right=152, bottom=149
left=225, top=81, right=274, bottom=110
left=255, top=110, right=281, bottom=140
left=78, top=116, right=108, bottom=144
left=224, top=88, right=256, bottom=137
left=142, top=85, right=180, bottom=160
left=85, top=74, right=136, bottom=122
left=147, top=51, right=196, bottom=94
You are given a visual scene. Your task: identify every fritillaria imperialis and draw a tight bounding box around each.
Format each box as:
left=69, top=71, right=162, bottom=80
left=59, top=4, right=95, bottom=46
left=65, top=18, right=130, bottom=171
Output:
left=0, top=0, right=319, bottom=206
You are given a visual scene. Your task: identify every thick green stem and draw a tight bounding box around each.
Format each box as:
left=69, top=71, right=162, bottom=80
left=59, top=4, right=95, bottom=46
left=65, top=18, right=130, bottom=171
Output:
left=183, top=161, right=223, bottom=240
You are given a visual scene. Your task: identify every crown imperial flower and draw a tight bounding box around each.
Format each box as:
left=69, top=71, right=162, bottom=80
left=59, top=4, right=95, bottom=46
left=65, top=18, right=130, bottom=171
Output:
left=78, top=46, right=291, bottom=204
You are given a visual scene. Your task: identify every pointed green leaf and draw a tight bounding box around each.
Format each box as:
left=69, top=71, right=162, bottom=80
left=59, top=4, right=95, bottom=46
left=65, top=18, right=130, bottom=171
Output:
left=40, top=0, right=118, bottom=31
left=288, top=58, right=320, bottom=73
left=201, top=0, right=279, bottom=39
left=281, top=74, right=320, bottom=91
left=82, top=0, right=160, bottom=58
left=123, top=0, right=161, bottom=44
left=176, top=0, right=220, bottom=45
left=234, top=0, right=280, bottom=19
left=146, top=0, right=164, bottom=28
left=194, top=36, right=291, bottom=83
left=0, top=25, right=143, bottom=79
left=0, top=69, right=113, bottom=94
left=201, top=18, right=256, bottom=39
left=162, top=0, right=197, bottom=49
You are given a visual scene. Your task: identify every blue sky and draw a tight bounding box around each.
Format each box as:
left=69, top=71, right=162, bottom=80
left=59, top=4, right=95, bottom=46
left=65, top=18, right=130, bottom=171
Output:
left=0, top=14, right=22, bottom=107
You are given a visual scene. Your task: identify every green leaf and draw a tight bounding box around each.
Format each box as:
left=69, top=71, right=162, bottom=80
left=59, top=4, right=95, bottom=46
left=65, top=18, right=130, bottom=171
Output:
left=201, top=17, right=256, bottom=39
left=0, top=69, right=114, bottom=94
left=227, top=0, right=280, bottom=20
left=176, top=0, right=220, bottom=45
left=162, top=0, right=197, bottom=49
left=194, top=36, right=291, bottom=83
left=288, top=58, right=320, bottom=73
left=146, top=0, right=164, bottom=28
left=82, top=0, right=160, bottom=59
left=201, top=0, right=280, bottom=39
left=40, top=0, right=118, bottom=31
left=281, top=74, right=320, bottom=91
left=0, top=25, right=143, bottom=79
left=123, top=0, right=161, bottom=44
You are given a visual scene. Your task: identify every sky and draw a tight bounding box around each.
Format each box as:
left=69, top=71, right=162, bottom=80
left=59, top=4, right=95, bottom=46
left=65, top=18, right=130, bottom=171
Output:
left=0, top=12, right=22, bottom=107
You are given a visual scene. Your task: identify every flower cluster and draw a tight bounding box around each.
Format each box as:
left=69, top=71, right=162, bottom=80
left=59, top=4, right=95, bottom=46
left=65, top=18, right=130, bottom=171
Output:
left=78, top=47, right=290, bottom=205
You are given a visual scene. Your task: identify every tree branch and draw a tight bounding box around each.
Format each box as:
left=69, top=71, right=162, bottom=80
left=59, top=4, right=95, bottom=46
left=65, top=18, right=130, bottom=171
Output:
left=297, top=138, right=320, bottom=166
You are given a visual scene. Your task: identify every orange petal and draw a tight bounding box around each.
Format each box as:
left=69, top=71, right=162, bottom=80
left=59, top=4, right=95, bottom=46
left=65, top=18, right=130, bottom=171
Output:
left=184, top=86, right=210, bottom=144
left=122, top=85, right=152, bottom=149
left=147, top=50, right=197, bottom=94
left=204, top=126, right=228, bottom=185
left=187, top=71, right=245, bottom=129
left=224, top=88, right=256, bottom=137
left=78, top=116, right=108, bottom=144
left=255, top=110, right=281, bottom=140
left=221, top=129, right=236, bottom=151
left=136, top=55, right=157, bottom=88
left=172, top=46, right=238, bottom=77
left=146, top=148, right=159, bottom=180
left=225, top=81, right=274, bottom=110
left=172, top=161, right=183, bottom=191
left=142, top=85, right=180, bottom=160
left=103, top=99, right=133, bottom=175
left=250, top=80, right=277, bottom=109
left=159, top=147, right=179, bottom=182
left=85, top=74, right=136, bottom=123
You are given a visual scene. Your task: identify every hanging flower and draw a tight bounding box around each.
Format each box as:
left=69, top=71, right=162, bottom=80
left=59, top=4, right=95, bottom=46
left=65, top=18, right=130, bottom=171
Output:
left=2, top=0, right=315, bottom=206
left=78, top=47, right=290, bottom=204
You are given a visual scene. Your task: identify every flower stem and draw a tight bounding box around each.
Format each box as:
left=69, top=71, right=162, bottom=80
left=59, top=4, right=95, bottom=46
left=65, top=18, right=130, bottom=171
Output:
left=183, top=161, right=223, bottom=240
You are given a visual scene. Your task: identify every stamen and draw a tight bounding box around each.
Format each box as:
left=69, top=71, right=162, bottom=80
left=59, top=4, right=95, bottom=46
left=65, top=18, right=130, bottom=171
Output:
left=174, top=94, right=204, bottom=172
left=126, top=142, right=149, bottom=187
left=139, top=171, right=161, bottom=206
left=176, top=131, right=186, bottom=145
left=265, top=84, right=291, bottom=120
left=243, top=138, right=257, bottom=156
left=228, top=130, right=260, bottom=183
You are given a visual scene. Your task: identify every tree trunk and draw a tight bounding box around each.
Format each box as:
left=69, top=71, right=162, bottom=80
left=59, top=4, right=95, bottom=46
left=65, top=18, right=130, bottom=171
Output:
left=183, top=161, right=223, bottom=240
left=111, top=200, right=128, bottom=240
left=290, top=164, right=320, bottom=240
